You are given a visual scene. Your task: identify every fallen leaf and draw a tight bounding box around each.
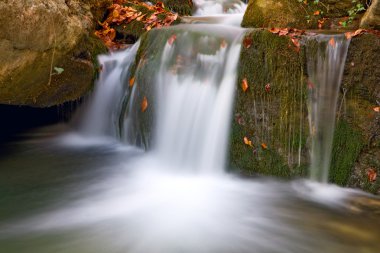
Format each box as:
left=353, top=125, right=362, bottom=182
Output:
left=329, top=37, right=335, bottom=48
left=242, top=78, right=249, bottom=92
left=345, top=32, right=353, bottom=40
left=129, top=77, right=135, bottom=87
left=367, top=169, right=377, bottom=182
left=141, top=96, right=148, bottom=112
left=373, top=107, right=380, bottom=112
left=269, top=27, right=280, bottom=34
left=291, top=38, right=300, bottom=52
left=243, top=36, right=253, bottom=49
left=244, top=137, right=253, bottom=147
left=265, top=83, right=271, bottom=93
left=261, top=143, right=268, bottom=149
left=168, top=34, right=177, bottom=45
left=313, top=10, right=320, bottom=16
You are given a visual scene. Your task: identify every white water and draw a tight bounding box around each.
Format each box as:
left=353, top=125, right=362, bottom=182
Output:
left=307, top=35, right=351, bottom=183
left=193, top=0, right=247, bottom=15
left=2, top=2, right=380, bottom=253
left=153, top=27, right=243, bottom=173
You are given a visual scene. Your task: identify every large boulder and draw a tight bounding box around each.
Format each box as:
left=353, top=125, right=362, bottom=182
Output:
left=241, top=0, right=363, bottom=29
left=0, top=0, right=111, bottom=107
left=230, top=29, right=380, bottom=194
left=360, top=0, right=380, bottom=29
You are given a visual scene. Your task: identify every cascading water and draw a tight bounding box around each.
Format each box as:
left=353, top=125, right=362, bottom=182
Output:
left=1, top=2, right=380, bottom=253
left=306, top=35, right=351, bottom=183
left=152, top=26, right=244, bottom=173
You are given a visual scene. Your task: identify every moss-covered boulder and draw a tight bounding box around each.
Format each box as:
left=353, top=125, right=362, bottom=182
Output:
left=230, top=29, right=308, bottom=178
left=241, top=0, right=364, bottom=29
left=0, top=0, right=110, bottom=107
left=150, top=0, right=194, bottom=16
left=360, top=0, right=380, bottom=29
left=341, top=33, right=380, bottom=194
left=231, top=29, right=380, bottom=194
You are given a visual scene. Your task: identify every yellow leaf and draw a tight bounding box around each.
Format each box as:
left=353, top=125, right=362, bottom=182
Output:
left=242, top=78, right=249, bottom=92
left=244, top=137, right=253, bottom=147
left=141, top=96, right=148, bottom=112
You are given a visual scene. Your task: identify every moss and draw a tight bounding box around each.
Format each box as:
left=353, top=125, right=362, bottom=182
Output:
left=329, top=120, right=364, bottom=186
left=241, top=0, right=321, bottom=29
left=150, top=0, right=194, bottom=16
left=229, top=29, right=309, bottom=178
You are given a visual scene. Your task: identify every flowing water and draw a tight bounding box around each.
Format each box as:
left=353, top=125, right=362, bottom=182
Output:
left=1, top=1, right=380, bottom=253
left=306, top=35, right=351, bottom=183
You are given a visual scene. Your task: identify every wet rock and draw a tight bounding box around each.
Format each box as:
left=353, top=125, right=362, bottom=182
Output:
left=241, top=0, right=362, bottom=29
left=0, top=0, right=110, bottom=107
left=360, top=0, right=380, bottom=30
left=231, top=29, right=380, bottom=194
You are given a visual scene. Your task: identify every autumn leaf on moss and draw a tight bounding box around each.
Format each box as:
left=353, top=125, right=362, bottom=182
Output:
left=241, top=78, right=249, bottom=92
left=373, top=107, right=380, bottom=112
left=243, top=36, right=253, bottom=49
left=261, top=143, right=268, bottom=149
left=367, top=169, right=377, bottom=182
left=244, top=137, right=253, bottom=147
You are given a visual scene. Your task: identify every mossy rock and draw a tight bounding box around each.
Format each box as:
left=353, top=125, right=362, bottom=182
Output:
left=241, top=0, right=364, bottom=29
left=149, top=0, right=194, bottom=16
left=229, top=29, right=309, bottom=178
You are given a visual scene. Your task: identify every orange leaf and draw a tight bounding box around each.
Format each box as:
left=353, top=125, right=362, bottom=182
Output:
left=261, top=143, right=267, bottom=149
left=243, top=36, right=253, bottom=49
left=367, top=169, right=377, bottom=182
left=373, top=107, right=380, bottom=112
left=244, top=137, right=253, bottom=147
left=313, top=10, right=320, bottom=16
left=129, top=77, right=135, bottom=87
left=345, top=32, right=353, bottom=40
left=291, top=38, right=300, bottom=52
left=269, top=27, right=280, bottom=34
left=141, top=96, right=148, bottom=112
left=241, top=78, right=249, bottom=92
left=329, top=37, right=335, bottom=48
left=168, top=34, right=177, bottom=45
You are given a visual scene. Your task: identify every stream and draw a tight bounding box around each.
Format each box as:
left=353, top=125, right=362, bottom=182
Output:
left=1, top=1, right=380, bottom=253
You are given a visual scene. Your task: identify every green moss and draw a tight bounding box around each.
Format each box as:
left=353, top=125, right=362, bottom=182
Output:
left=229, top=29, right=309, bottom=178
left=329, top=120, right=364, bottom=186
left=241, top=0, right=321, bottom=29
left=150, top=0, right=193, bottom=16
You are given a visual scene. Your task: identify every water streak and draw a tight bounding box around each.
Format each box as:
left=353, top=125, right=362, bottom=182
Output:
left=306, top=34, right=350, bottom=183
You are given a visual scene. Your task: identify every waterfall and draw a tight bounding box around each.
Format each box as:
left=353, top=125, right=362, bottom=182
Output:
left=78, top=42, right=140, bottom=139
left=306, top=34, right=350, bottom=183
left=152, top=26, right=244, bottom=173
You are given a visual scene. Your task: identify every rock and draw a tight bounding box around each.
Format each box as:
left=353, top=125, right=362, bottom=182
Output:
left=360, top=0, right=380, bottom=29
left=0, top=0, right=110, bottom=107
left=231, top=29, right=380, bottom=194
left=150, top=0, right=194, bottom=16
left=241, top=0, right=361, bottom=29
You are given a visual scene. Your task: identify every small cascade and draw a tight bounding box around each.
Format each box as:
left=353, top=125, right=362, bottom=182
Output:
left=193, top=0, right=247, bottom=15
left=306, top=34, right=351, bottom=183
left=77, top=42, right=140, bottom=139
left=151, top=26, right=245, bottom=173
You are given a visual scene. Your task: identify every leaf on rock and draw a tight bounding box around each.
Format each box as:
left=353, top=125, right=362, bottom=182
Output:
left=367, top=169, right=377, bottom=182
left=244, top=137, right=253, bottom=147
left=141, top=96, right=148, bottom=112
left=242, top=78, right=249, bottom=92
left=243, top=36, right=253, bottom=48
left=129, top=77, right=135, bottom=87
